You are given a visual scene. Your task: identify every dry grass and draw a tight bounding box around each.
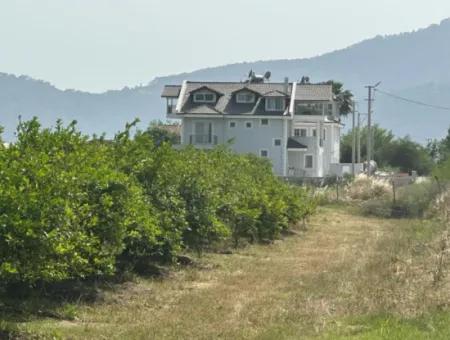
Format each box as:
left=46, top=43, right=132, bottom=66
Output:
left=7, top=205, right=450, bottom=339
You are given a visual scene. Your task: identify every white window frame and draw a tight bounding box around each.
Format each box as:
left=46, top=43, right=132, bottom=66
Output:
left=304, top=154, right=314, bottom=169
left=294, top=128, right=300, bottom=137
left=260, top=149, right=269, bottom=158
left=193, top=91, right=216, bottom=103
left=236, top=91, right=256, bottom=103
left=229, top=121, right=236, bottom=128
left=260, top=118, right=269, bottom=127
left=273, top=138, right=282, bottom=147
left=265, top=97, right=285, bottom=111
left=245, top=121, right=253, bottom=129
left=299, top=128, right=307, bottom=137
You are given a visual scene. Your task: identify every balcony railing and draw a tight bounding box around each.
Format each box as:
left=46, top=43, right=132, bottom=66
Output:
left=189, top=134, right=218, bottom=145
left=287, top=168, right=307, bottom=177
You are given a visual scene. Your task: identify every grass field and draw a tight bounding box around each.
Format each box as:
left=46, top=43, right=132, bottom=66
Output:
left=1, top=204, right=449, bottom=339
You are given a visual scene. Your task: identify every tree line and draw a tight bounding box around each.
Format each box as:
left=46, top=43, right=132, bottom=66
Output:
left=0, top=119, right=316, bottom=288
left=341, top=125, right=450, bottom=175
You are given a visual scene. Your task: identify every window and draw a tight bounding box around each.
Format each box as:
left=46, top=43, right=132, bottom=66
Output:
left=274, top=139, right=281, bottom=146
left=245, top=121, right=252, bottom=128
left=229, top=121, right=236, bottom=128
left=193, top=121, right=213, bottom=144
left=193, top=91, right=216, bottom=103
left=260, top=149, right=269, bottom=157
left=323, top=129, right=326, bottom=140
left=296, top=102, right=324, bottom=115
left=327, top=103, right=333, bottom=115
left=261, top=119, right=269, bottom=126
left=265, top=98, right=285, bottom=111
left=236, top=92, right=256, bottom=103
left=305, top=155, right=313, bottom=169
left=294, top=128, right=307, bottom=137
left=312, top=129, right=317, bottom=137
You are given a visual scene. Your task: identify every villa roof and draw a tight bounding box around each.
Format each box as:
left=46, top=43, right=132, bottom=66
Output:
left=161, top=81, right=333, bottom=115
left=161, top=85, right=181, bottom=97
left=294, top=84, right=333, bottom=101
left=287, top=137, right=308, bottom=149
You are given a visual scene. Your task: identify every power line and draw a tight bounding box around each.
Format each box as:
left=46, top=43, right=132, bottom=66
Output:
left=375, top=88, right=450, bottom=111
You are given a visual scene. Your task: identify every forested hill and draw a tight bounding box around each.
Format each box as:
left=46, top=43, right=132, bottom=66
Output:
left=2, top=19, right=450, bottom=141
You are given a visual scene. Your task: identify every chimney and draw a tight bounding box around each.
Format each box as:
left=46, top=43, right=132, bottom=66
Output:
left=283, top=77, right=289, bottom=95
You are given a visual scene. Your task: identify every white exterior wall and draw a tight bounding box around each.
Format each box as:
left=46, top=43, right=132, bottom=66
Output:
left=182, top=116, right=286, bottom=176
left=321, top=122, right=341, bottom=175
left=225, top=117, right=285, bottom=175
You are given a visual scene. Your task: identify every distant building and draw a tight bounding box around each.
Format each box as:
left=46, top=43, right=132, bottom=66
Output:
left=161, top=73, right=348, bottom=178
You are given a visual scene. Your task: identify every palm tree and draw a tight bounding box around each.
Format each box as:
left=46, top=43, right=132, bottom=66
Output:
left=326, top=81, right=353, bottom=116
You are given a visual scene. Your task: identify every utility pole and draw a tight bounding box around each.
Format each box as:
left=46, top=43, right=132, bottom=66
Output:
left=365, top=82, right=381, bottom=176
left=357, top=112, right=361, bottom=164
left=351, top=101, right=356, bottom=176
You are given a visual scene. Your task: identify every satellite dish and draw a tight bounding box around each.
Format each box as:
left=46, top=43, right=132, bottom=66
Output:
left=264, top=71, right=271, bottom=80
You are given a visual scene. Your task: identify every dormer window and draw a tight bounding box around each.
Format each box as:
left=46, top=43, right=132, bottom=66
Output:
left=236, top=91, right=256, bottom=103
left=193, top=91, right=216, bottom=103
left=265, top=97, right=285, bottom=111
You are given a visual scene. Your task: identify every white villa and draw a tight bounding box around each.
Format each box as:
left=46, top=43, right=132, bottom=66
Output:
left=161, top=72, right=350, bottom=178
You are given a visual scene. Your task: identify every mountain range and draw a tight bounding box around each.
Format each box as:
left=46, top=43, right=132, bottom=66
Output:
left=1, top=19, right=450, bottom=142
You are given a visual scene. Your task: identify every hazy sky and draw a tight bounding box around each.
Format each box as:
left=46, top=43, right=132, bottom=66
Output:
left=1, top=0, right=450, bottom=92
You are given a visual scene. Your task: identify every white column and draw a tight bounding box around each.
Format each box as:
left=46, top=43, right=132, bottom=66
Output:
left=181, top=117, right=185, bottom=144
left=316, top=121, right=321, bottom=177
left=282, top=118, right=288, bottom=176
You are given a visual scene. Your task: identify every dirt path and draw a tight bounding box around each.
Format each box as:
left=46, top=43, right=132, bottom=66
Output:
left=24, top=206, right=416, bottom=339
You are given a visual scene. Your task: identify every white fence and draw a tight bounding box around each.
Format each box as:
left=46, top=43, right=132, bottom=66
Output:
left=329, top=163, right=364, bottom=177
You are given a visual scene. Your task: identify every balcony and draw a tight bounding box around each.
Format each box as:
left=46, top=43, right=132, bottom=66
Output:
left=295, top=103, right=335, bottom=117
left=166, top=97, right=178, bottom=117
left=167, top=104, right=177, bottom=114
left=189, top=134, right=218, bottom=145
left=289, top=136, right=323, bottom=148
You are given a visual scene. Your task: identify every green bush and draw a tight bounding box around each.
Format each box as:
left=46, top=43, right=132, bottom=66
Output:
left=0, top=119, right=159, bottom=285
left=360, top=198, right=392, bottom=218
left=0, top=119, right=316, bottom=286
left=394, top=181, right=440, bottom=218
left=359, top=181, right=440, bottom=219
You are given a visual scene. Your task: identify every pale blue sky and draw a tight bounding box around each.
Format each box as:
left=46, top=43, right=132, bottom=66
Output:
left=1, top=0, right=449, bottom=92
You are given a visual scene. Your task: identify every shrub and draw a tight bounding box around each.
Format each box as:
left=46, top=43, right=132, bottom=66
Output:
left=344, top=174, right=391, bottom=201
left=0, top=120, right=159, bottom=285
left=0, top=119, right=316, bottom=286
left=360, top=198, right=392, bottom=218
left=394, top=181, right=440, bottom=218
left=359, top=181, right=441, bottom=219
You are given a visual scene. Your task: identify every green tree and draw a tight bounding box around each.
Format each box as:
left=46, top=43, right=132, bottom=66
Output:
left=326, top=81, right=354, bottom=116
left=433, top=157, right=450, bottom=181
left=341, top=125, right=433, bottom=174
left=0, top=119, right=159, bottom=285
left=380, top=137, right=434, bottom=175
left=341, top=124, right=395, bottom=167
left=145, top=121, right=180, bottom=147
left=427, top=126, right=450, bottom=163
